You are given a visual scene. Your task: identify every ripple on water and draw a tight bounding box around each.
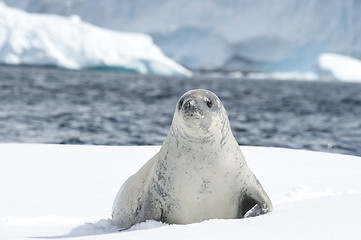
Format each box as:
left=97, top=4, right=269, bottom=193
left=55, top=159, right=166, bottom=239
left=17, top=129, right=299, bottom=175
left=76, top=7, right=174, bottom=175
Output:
left=0, top=65, right=361, bottom=156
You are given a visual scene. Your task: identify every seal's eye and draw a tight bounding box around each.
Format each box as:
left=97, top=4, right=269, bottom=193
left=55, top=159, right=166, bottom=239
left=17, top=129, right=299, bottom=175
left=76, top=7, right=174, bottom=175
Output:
left=206, top=99, right=213, bottom=108
left=178, top=98, right=184, bottom=110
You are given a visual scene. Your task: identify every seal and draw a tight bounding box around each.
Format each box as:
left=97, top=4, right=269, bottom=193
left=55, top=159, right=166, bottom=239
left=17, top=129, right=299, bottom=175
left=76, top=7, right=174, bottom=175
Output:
left=112, top=89, right=272, bottom=230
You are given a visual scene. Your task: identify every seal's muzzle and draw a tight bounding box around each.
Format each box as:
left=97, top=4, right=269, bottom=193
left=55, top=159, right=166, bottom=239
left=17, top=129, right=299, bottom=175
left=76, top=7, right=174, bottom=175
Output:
left=182, top=99, right=203, bottom=119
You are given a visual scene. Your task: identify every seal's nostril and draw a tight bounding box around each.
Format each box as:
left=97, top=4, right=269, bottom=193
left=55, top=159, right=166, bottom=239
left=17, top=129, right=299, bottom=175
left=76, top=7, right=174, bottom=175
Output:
left=184, top=101, right=190, bottom=109
left=183, top=99, right=194, bottom=110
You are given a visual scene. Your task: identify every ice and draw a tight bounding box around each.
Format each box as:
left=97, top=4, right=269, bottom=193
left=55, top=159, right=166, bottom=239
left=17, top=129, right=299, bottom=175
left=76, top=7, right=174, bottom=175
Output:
left=0, top=144, right=361, bottom=239
left=317, top=53, right=361, bottom=82
left=0, top=3, right=192, bottom=77
left=4, top=0, right=361, bottom=75
left=246, top=71, right=319, bottom=81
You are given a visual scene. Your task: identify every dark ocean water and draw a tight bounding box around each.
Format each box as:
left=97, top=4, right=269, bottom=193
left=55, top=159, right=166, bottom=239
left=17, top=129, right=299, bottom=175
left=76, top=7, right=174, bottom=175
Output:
left=1, top=65, right=361, bottom=156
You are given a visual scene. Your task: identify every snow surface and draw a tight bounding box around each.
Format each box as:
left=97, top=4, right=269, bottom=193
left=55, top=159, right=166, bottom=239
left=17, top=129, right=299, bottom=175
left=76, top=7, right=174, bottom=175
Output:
left=4, top=0, right=361, bottom=75
left=317, top=53, right=361, bottom=82
left=1, top=144, right=361, bottom=239
left=0, top=3, right=192, bottom=77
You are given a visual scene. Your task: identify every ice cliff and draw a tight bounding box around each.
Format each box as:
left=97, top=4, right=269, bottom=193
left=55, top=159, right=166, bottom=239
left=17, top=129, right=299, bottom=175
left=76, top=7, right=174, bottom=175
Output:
left=0, top=3, right=192, bottom=76
left=4, top=0, right=361, bottom=74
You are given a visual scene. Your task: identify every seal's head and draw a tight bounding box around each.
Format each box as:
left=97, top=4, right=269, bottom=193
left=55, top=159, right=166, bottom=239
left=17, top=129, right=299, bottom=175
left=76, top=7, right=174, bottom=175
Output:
left=172, top=89, right=230, bottom=142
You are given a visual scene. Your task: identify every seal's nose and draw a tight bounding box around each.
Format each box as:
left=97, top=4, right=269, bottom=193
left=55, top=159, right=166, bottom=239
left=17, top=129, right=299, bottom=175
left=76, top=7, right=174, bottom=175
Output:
left=182, top=99, right=203, bottom=119
left=183, top=99, right=196, bottom=111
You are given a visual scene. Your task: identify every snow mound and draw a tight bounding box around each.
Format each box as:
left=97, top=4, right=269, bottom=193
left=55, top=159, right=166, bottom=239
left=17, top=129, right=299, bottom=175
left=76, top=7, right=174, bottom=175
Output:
left=317, top=53, right=361, bottom=82
left=67, top=219, right=118, bottom=237
left=127, top=220, right=167, bottom=231
left=1, top=144, right=361, bottom=239
left=0, top=3, right=192, bottom=76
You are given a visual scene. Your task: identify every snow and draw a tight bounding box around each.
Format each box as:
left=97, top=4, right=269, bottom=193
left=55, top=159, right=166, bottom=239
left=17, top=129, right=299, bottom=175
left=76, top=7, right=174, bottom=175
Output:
left=317, top=53, right=361, bottom=82
left=0, top=3, right=192, bottom=77
left=1, top=144, right=361, bottom=239
left=4, top=0, right=361, bottom=75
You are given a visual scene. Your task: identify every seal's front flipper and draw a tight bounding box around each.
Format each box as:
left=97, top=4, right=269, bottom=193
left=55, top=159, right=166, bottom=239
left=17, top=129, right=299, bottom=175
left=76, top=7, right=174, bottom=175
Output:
left=239, top=193, right=271, bottom=218
left=239, top=176, right=273, bottom=218
left=244, top=204, right=261, bottom=218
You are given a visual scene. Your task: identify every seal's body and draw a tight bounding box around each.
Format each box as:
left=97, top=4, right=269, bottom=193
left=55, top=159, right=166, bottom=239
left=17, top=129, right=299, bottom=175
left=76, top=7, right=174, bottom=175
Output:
left=112, top=89, right=272, bottom=230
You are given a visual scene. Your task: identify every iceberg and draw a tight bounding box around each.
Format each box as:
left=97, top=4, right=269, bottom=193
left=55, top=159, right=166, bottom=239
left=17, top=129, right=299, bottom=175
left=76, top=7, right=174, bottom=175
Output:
left=0, top=144, right=361, bottom=239
left=0, top=3, right=192, bottom=76
left=317, top=53, right=361, bottom=82
left=4, top=0, right=361, bottom=74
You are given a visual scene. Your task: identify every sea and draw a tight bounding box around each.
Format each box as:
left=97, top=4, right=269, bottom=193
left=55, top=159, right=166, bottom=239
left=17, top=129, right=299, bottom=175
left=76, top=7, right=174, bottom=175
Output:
left=1, top=65, right=361, bottom=156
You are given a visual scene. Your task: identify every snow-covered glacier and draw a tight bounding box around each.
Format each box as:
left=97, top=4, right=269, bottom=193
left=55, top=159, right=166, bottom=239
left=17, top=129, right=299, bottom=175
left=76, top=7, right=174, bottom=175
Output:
left=0, top=3, right=192, bottom=76
left=4, top=0, right=361, bottom=76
